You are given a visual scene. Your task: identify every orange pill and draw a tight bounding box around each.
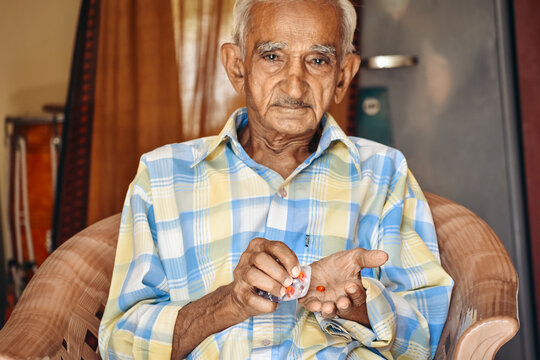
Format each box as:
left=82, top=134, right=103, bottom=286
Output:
left=298, top=271, right=306, bottom=281
left=316, top=285, right=326, bottom=292
left=286, top=286, right=295, bottom=297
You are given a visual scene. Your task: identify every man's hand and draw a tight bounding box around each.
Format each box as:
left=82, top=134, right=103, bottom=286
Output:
left=298, top=248, right=388, bottom=325
left=228, top=237, right=301, bottom=319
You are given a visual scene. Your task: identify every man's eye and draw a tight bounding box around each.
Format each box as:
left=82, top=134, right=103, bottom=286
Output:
left=312, top=58, right=327, bottom=65
left=264, top=54, right=278, bottom=62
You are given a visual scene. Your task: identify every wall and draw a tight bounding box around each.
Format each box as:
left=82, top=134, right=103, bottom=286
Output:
left=0, top=1, right=80, bottom=264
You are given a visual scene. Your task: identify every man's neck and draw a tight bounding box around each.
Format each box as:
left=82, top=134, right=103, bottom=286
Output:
left=238, top=123, right=321, bottom=180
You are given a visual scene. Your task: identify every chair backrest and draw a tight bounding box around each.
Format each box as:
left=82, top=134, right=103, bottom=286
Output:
left=426, top=193, right=519, bottom=360
left=0, top=213, right=121, bottom=360
left=0, top=194, right=519, bottom=360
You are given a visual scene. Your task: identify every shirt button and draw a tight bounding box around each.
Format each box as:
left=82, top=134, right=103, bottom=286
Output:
left=261, top=339, right=271, bottom=346
left=279, top=188, right=287, bottom=198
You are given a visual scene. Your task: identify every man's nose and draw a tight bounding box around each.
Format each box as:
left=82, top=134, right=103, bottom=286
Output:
left=281, top=59, right=307, bottom=100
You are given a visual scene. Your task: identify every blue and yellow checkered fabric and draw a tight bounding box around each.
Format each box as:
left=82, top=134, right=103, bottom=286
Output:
left=99, top=108, right=453, bottom=359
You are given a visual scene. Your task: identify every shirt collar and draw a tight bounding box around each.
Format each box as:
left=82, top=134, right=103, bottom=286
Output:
left=191, top=108, right=247, bottom=167
left=191, top=107, right=361, bottom=172
left=314, top=113, right=362, bottom=174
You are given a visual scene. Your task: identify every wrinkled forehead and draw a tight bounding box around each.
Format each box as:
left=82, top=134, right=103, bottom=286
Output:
left=247, top=0, right=342, bottom=52
left=249, top=0, right=342, bottom=31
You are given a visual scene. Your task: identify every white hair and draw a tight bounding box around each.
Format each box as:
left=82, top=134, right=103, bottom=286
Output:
left=232, top=0, right=357, bottom=59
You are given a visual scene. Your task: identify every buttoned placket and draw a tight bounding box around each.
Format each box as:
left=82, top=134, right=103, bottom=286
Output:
left=225, top=119, right=347, bottom=351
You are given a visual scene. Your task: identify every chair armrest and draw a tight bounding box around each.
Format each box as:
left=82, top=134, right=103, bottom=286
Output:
left=426, top=193, right=519, bottom=360
left=0, top=214, right=121, bottom=360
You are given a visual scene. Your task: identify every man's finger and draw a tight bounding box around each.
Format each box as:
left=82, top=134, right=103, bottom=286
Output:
left=251, top=250, right=292, bottom=286
left=344, top=282, right=366, bottom=307
left=321, top=302, right=336, bottom=318
left=246, top=290, right=279, bottom=314
left=336, top=295, right=352, bottom=311
left=245, top=267, right=285, bottom=297
left=301, top=297, right=322, bottom=313
left=265, top=240, right=301, bottom=277
left=357, top=249, right=388, bottom=268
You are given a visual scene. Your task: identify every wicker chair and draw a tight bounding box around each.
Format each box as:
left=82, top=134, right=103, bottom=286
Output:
left=0, top=193, right=519, bottom=360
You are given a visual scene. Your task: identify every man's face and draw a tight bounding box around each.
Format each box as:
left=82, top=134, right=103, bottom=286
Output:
left=240, top=0, right=347, bottom=139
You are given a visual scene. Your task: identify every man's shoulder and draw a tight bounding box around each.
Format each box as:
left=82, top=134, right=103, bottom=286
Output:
left=141, top=136, right=218, bottom=164
left=347, top=136, right=406, bottom=165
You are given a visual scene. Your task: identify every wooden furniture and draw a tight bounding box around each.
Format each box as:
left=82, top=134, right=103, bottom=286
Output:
left=6, top=113, right=63, bottom=268
left=3, top=111, right=63, bottom=322
left=0, top=193, right=519, bottom=360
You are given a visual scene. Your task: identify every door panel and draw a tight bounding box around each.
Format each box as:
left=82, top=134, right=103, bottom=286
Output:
left=357, top=1, right=536, bottom=358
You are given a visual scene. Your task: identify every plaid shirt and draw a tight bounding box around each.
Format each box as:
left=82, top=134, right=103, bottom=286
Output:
left=99, top=108, right=453, bottom=360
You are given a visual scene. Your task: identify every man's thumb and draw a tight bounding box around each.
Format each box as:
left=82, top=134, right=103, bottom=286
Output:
left=358, top=249, right=388, bottom=268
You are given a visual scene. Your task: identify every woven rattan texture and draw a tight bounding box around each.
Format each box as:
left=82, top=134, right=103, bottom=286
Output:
left=428, top=193, right=519, bottom=360
left=0, top=214, right=120, bottom=360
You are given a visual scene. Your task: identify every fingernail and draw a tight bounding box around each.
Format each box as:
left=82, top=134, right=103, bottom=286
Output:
left=346, top=285, right=357, bottom=293
left=280, top=287, right=286, bottom=297
left=284, top=277, right=293, bottom=287
left=292, top=266, right=300, bottom=277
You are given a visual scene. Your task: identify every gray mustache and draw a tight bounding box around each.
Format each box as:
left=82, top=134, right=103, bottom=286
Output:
left=274, top=96, right=312, bottom=108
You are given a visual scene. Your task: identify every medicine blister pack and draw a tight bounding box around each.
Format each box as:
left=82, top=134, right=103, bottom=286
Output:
left=257, top=265, right=311, bottom=302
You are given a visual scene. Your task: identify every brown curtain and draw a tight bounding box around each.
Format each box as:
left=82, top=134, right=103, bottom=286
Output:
left=88, top=0, right=183, bottom=224
left=172, top=0, right=243, bottom=139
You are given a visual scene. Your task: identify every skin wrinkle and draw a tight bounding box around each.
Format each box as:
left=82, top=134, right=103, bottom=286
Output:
left=239, top=124, right=321, bottom=159
left=254, top=43, right=338, bottom=113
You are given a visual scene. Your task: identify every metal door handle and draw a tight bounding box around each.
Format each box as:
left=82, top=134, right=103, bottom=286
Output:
left=360, top=55, right=418, bottom=69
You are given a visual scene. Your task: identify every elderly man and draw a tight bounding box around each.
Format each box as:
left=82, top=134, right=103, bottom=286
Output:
left=99, top=0, right=453, bottom=359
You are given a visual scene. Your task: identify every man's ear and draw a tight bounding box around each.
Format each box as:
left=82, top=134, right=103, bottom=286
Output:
left=334, top=53, right=361, bottom=104
left=221, top=43, right=245, bottom=94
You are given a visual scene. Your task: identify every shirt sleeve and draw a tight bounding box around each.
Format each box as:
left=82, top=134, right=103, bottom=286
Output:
left=98, top=159, right=184, bottom=360
left=317, top=158, right=454, bottom=359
